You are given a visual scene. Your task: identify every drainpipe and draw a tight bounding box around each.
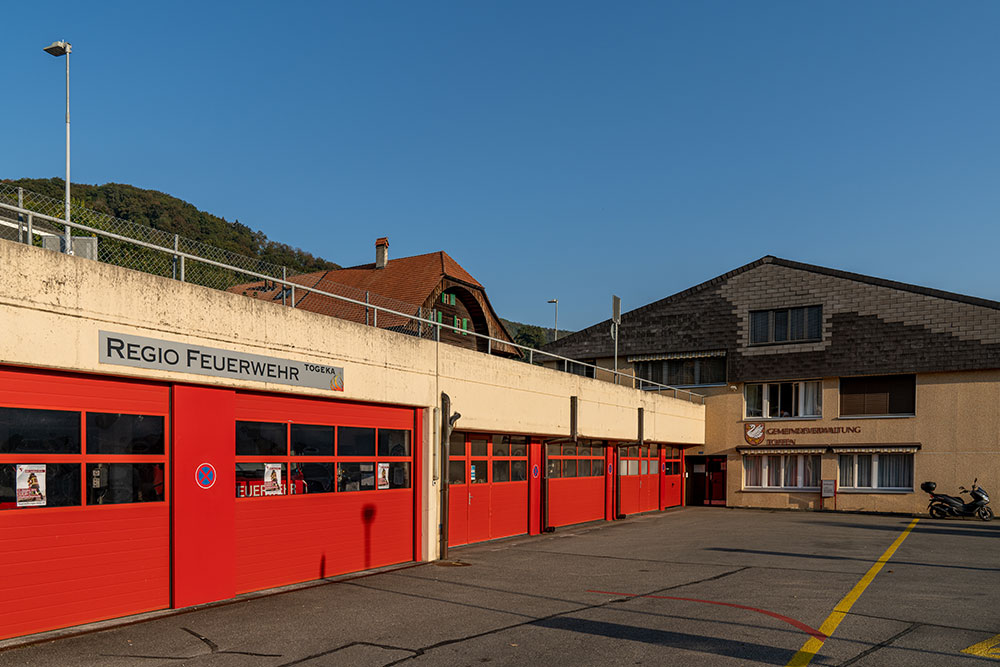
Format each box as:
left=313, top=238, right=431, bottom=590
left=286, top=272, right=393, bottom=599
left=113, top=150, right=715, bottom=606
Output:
left=440, top=393, right=461, bottom=560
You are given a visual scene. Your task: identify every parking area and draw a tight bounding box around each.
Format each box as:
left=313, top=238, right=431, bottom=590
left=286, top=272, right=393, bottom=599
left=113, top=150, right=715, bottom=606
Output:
left=2, top=507, right=998, bottom=666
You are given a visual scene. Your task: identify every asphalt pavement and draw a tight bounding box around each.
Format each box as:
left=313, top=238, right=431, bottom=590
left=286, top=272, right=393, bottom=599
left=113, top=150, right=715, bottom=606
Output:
left=2, top=507, right=998, bottom=666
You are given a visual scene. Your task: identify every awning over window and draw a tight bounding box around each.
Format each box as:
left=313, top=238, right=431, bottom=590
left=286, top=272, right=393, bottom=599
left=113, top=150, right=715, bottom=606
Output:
left=737, top=447, right=826, bottom=455
left=829, top=443, right=921, bottom=454
left=737, top=443, right=921, bottom=455
left=627, top=350, right=726, bottom=362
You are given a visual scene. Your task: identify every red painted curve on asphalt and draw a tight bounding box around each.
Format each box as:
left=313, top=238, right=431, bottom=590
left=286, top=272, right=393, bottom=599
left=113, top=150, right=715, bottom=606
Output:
left=586, top=589, right=827, bottom=641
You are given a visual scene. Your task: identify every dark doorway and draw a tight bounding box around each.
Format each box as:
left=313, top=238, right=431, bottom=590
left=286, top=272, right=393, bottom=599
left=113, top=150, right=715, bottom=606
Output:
left=685, top=456, right=727, bottom=506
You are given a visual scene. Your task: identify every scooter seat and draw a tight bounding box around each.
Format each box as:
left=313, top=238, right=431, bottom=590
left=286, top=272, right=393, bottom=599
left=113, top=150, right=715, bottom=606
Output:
left=937, top=494, right=964, bottom=504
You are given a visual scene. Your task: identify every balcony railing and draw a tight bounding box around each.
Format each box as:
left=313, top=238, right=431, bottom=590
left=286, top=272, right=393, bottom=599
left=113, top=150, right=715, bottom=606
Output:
left=0, top=194, right=704, bottom=404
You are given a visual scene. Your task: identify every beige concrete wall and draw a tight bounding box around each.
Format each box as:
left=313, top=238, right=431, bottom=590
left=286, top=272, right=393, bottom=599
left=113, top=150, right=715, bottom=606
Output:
left=703, top=374, right=1000, bottom=514
left=0, top=240, right=705, bottom=558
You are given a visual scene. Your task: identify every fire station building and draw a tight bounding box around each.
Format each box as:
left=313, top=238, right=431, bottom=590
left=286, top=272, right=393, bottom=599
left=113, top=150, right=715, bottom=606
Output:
left=0, top=240, right=703, bottom=642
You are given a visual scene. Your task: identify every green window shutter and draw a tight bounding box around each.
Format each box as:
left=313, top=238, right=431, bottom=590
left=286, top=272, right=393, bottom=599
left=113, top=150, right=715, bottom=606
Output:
left=436, top=311, right=443, bottom=323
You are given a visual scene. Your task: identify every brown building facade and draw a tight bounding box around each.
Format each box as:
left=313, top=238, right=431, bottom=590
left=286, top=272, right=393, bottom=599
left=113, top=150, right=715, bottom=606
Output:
left=544, top=256, right=1000, bottom=515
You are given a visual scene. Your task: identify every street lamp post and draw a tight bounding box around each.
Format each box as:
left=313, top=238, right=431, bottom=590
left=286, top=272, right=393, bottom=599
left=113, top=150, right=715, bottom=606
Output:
left=44, top=40, right=72, bottom=253
left=547, top=299, right=559, bottom=342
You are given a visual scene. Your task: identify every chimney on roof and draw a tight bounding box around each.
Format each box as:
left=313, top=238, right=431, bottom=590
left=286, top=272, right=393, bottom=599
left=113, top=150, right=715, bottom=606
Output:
left=375, top=237, right=389, bottom=269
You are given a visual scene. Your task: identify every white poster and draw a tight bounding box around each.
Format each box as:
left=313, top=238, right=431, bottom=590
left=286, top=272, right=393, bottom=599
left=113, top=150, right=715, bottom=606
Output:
left=16, top=464, right=46, bottom=507
left=377, top=463, right=390, bottom=490
left=264, top=463, right=283, bottom=496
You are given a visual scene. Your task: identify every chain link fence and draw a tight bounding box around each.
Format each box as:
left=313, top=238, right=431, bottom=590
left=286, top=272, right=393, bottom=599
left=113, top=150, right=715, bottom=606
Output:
left=0, top=183, right=300, bottom=291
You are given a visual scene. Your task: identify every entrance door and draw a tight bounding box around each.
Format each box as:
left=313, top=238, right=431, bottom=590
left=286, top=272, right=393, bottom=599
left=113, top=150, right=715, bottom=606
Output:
left=662, top=446, right=683, bottom=508
left=447, top=433, right=529, bottom=547
left=706, top=457, right=727, bottom=505
left=467, top=437, right=491, bottom=544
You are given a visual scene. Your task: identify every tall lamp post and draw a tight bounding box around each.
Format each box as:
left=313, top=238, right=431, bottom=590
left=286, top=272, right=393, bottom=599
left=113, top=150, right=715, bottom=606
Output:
left=547, top=299, right=559, bottom=342
left=44, top=40, right=72, bottom=253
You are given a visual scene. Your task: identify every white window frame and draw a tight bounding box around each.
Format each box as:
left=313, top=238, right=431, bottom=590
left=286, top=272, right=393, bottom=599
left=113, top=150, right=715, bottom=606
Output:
left=745, top=380, right=822, bottom=419
left=837, top=453, right=913, bottom=491
left=743, top=454, right=821, bottom=490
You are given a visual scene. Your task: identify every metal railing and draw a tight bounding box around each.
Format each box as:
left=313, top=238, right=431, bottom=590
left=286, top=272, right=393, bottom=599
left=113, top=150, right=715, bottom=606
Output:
left=0, top=196, right=704, bottom=404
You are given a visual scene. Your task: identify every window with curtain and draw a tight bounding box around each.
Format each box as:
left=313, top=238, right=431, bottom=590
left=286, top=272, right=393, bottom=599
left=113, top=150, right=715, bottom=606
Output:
left=838, top=453, right=911, bottom=490
left=745, top=380, right=822, bottom=418
left=749, top=306, right=822, bottom=344
left=632, top=355, right=726, bottom=387
left=744, top=456, right=763, bottom=487
left=743, top=454, right=821, bottom=489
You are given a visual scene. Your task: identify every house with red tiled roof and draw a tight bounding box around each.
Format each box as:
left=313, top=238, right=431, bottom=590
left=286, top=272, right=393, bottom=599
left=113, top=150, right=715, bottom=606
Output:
left=232, top=238, right=518, bottom=356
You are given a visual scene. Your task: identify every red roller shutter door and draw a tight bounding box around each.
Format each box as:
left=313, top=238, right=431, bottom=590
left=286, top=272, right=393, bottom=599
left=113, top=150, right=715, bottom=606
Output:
left=619, top=444, right=660, bottom=515
left=0, top=367, right=170, bottom=641
left=446, top=433, right=529, bottom=548
left=233, top=392, right=418, bottom=594
left=545, top=442, right=608, bottom=528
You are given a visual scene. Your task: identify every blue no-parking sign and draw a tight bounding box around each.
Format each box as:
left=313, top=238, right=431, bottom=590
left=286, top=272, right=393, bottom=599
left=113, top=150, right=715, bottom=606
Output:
left=196, top=462, right=217, bottom=490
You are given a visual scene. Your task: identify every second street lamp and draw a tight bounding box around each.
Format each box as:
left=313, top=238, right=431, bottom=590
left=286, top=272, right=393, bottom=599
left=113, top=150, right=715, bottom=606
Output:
left=44, top=40, right=72, bottom=253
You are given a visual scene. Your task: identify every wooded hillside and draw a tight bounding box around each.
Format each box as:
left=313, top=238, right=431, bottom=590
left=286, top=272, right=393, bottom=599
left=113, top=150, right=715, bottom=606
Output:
left=2, top=178, right=339, bottom=274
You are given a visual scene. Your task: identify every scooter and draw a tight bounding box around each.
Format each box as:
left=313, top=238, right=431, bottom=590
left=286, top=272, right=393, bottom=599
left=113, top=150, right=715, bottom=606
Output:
left=921, top=480, right=993, bottom=521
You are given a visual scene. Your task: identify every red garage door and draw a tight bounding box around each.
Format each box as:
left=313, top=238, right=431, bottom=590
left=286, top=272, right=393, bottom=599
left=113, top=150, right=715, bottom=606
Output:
left=619, top=444, right=660, bottom=515
left=662, top=446, right=684, bottom=508
left=0, top=367, right=170, bottom=641
left=545, top=441, right=608, bottom=528
left=233, top=392, right=418, bottom=594
left=447, top=433, right=529, bottom=547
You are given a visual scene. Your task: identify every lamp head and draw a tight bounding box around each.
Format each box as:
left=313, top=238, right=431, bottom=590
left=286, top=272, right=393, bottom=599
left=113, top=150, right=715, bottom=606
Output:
left=44, top=41, right=72, bottom=57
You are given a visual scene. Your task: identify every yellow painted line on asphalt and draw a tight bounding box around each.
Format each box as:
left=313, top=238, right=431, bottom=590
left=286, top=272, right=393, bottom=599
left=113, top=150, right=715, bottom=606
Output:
left=785, top=518, right=920, bottom=667
left=962, top=633, right=1000, bottom=659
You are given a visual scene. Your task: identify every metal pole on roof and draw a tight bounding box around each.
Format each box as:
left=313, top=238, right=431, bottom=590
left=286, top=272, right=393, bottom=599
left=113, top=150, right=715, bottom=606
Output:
left=282, top=266, right=287, bottom=306
left=17, top=188, right=23, bottom=243
left=612, top=295, right=621, bottom=385
left=173, top=234, right=179, bottom=280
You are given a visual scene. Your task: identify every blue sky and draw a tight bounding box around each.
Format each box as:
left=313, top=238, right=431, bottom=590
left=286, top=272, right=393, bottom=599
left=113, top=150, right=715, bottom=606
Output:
left=4, top=1, right=999, bottom=331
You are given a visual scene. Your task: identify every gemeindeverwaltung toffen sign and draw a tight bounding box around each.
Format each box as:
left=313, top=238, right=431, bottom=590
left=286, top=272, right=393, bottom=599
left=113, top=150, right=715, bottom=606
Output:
left=98, top=331, right=344, bottom=391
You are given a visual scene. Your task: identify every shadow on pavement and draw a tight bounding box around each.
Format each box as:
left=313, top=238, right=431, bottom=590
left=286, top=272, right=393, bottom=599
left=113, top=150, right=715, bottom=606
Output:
left=706, top=547, right=1000, bottom=573
left=809, top=520, right=1000, bottom=539
left=532, top=616, right=795, bottom=665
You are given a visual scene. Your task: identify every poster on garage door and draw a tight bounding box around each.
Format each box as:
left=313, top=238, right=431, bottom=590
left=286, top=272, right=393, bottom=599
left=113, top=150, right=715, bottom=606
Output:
left=264, top=463, right=283, bottom=496
left=16, top=464, right=46, bottom=507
